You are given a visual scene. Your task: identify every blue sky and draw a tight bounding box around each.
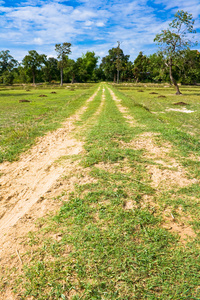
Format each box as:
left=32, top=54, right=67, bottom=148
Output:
left=0, top=0, right=200, bottom=62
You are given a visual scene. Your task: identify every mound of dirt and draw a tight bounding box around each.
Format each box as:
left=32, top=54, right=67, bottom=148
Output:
left=39, top=94, right=47, bottom=97
left=51, top=91, right=57, bottom=94
left=138, top=90, right=144, bottom=92
left=149, top=92, right=158, bottom=94
left=158, top=95, right=166, bottom=98
left=173, top=102, right=188, bottom=105
left=19, top=99, right=31, bottom=103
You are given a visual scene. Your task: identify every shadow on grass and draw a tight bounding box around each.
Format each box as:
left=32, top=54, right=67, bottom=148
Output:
left=0, top=93, right=33, bottom=97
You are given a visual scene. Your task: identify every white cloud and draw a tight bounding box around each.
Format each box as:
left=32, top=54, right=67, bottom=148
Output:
left=33, top=37, right=43, bottom=45
left=0, top=5, right=12, bottom=12
left=0, top=0, right=199, bottom=62
left=71, top=8, right=97, bottom=21
left=85, top=20, right=94, bottom=26
left=96, top=21, right=104, bottom=27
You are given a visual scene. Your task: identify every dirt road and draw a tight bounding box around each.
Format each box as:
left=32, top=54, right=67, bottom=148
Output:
left=0, top=87, right=101, bottom=256
left=0, top=85, right=198, bottom=299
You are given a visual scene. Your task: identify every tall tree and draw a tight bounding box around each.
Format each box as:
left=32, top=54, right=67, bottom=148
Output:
left=154, top=10, right=197, bottom=94
left=101, top=48, right=118, bottom=82
left=81, top=51, right=99, bottom=82
left=64, top=58, right=78, bottom=83
left=92, top=66, right=106, bottom=82
left=133, top=51, right=149, bottom=82
left=116, top=41, right=122, bottom=84
left=70, top=52, right=99, bottom=83
left=148, top=53, right=167, bottom=82
left=0, top=50, right=18, bottom=75
left=101, top=47, right=129, bottom=82
left=179, top=50, right=200, bottom=84
left=13, top=65, right=30, bottom=84
left=0, top=50, right=18, bottom=84
left=22, top=50, right=46, bottom=84
left=55, top=43, right=71, bottom=86
left=43, top=57, right=60, bottom=82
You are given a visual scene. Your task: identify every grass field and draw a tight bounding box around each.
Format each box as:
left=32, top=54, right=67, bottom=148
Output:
left=0, top=83, right=200, bottom=299
left=115, top=83, right=200, bottom=139
left=0, top=83, right=97, bottom=162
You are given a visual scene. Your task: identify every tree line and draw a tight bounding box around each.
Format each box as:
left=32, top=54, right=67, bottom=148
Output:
left=0, top=10, right=198, bottom=92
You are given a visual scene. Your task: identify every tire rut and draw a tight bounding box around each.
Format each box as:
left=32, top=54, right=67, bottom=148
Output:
left=107, top=87, right=138, bottom=127
left=0, top=87, right=101, bottom=250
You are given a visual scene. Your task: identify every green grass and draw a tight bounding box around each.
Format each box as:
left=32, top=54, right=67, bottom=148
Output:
left=1, top=83, right=200, bottom=299
left=113, top=83, right=200, bottom=139
left=0, top=83, right=98, bottom=162
left=80, top=88, right=102, bottom=123
left=110, top=84, right=200, bottom=172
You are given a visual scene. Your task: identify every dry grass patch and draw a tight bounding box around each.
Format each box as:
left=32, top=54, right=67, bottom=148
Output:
left=123, top=200, right=137, bottom=210
left=116, top=103, right=138, bottom=127
left=119, top=131, right=198, bottom=189
left=140, top=195, right=197, bottom=242
left=147, top=165, right=198, bottom=189
left=126, top=132, right=172, bottom=158
left=94, top=161, right=135, bottom=175
left=140, top=194, right=158, bottom=210
left=189, top=154, right=200, bottom=162
left=162, top=209, right=196, bottom=242
left=113, top=129, right=198, bottom=244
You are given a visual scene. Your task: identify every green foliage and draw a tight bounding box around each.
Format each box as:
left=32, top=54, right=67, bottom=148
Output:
left=22, top=50, right=47, bottom=84
left=0, top=70, right=14, bottom=84
left=55, top=43, right=72, bottom=61
left=82, top=51, right=99, bottom=81
left=154, top=10, right=196, bottom=57
left=43, top=57, right=60, bottom=83
left=13, top=65, right=31, bottom=83
left=0, top=50, right=18, bottom=85
left=147, top=53, right=168, bottom=82
left=101, top=47, right=130, bottom=82
left=154, top=10, right=197, bottom=93
left=1, top=20, right=200, bottom=86
left=0, top=50, right=18, bottom=75
left=178, top=50, right=200, bottom=84
left=74, top=52, right=99, bottom=82
left=63, top=58, right=77, bottom=83
left=133, top=52, right=149, bottom=82
left=55, top=42, right=72, bottom=85
left=91, top=66, right=106, bottom=82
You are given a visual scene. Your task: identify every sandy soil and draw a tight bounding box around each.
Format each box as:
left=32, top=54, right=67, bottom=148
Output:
left=0, top=87, right=100, bottom=259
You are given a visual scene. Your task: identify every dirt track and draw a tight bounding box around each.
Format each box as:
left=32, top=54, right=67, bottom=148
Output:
left=0, top=85, right=198, bottom=299
left=0, top=85, right=198, bottom=255
left=0, top=87, right=101, bottom=257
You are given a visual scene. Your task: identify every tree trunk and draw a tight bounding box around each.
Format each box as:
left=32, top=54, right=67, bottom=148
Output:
left=113, top=73, right=116, bottom=83
left=60, top=68, right=63, bottom=86
left=32, top=71, right=36, bottom=85
left=117, top=69, right=119, bottom=84
left=71, top=73, right=75, bottom=84
left=169, top=59, right=181, bottom=95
